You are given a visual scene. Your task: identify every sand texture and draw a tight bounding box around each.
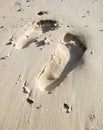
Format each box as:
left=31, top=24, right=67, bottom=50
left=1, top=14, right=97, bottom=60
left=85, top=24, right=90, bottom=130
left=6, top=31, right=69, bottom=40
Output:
left=0, top=0, right=103, bottom=130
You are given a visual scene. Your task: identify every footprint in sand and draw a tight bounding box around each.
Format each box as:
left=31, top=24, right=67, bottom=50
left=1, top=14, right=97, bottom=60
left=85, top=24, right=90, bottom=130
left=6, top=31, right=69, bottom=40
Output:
left=14, top=20, right=59, bottom=49
left=36, top=32, right=86, bottom=92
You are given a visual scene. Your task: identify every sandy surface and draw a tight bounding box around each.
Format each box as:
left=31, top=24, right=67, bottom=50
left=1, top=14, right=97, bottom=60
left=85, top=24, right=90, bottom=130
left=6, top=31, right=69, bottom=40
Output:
left=0, top=0, right=103, bottom=130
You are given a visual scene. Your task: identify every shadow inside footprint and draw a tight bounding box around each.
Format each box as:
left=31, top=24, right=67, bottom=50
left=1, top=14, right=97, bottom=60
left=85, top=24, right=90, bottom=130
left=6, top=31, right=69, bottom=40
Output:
left=37, top=33, right=87, bottom=92
left=35, top=40, right=45, bottom=47
left=37, top=20, right=59, bottom=33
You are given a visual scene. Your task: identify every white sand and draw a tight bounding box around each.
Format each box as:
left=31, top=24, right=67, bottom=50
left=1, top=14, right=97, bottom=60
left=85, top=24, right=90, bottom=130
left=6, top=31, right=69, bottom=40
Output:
left=0, top=0, right=103, bottom=130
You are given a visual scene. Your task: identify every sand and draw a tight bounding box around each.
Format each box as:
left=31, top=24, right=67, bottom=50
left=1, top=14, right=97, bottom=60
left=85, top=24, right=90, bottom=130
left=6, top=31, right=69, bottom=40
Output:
left=0, top=0, right=103, bottom=130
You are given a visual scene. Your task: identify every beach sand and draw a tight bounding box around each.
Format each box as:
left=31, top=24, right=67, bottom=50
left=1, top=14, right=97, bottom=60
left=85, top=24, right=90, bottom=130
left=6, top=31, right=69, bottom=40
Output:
left=0, top=0, right=103, bottom=130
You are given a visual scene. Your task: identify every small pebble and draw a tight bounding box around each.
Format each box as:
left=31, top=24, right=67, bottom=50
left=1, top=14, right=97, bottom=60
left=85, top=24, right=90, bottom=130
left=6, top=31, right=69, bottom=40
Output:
left=87, top=11, right=90, bottom=13
left=36, top=105, right=42, bottom=109
left=0, top=26, right=4, bottom=28
left=90, top=51, right=93, bottom=54
left=64, top=103, right=72, bottom=113
left=26, top=98, right=34, bottom=104
left=37, top=11, right=48, bottom=16
left=26, top=0, right=31, bottom=2
left=17, top=8, right=22, bottom=12
left=82, top=15, right=86, bottom=18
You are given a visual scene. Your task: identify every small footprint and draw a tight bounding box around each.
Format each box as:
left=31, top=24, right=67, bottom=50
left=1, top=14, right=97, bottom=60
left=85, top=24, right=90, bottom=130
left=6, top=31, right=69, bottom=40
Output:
left=14, top=20, right=58, bottom=49
left=36, top=33, right=86, bottom=92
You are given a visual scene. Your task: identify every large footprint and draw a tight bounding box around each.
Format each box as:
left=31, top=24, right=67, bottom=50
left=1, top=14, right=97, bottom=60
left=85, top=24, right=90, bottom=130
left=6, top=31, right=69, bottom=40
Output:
left=36, top=33, right=86, bottom=92
left=15, top=20, right=58, bottom=49
left=36, top=43, right=70, bottom=91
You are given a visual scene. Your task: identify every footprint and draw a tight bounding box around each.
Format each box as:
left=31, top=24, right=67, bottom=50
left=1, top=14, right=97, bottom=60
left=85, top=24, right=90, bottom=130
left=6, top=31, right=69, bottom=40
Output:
left=36, top=33, right=86, bottom=92
left=14, top=20, right=58, bottom=49
left=36, top=43, right=70, bottom=91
